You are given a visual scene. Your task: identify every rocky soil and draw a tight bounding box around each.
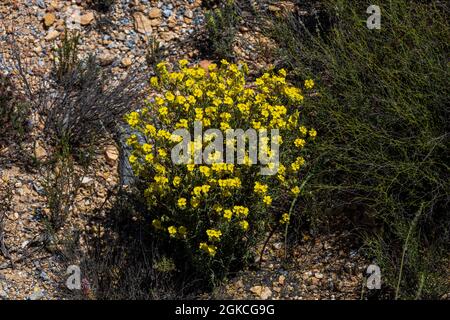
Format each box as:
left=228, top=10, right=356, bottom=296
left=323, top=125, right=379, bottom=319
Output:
left=208, top=230, right=368, bottom=300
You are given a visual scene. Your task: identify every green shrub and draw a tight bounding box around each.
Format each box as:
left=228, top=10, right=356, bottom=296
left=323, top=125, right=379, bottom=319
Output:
left=90, top=0, right=115, bottom=12
left=43, top=32, right=145, bottom=151
left=0, top=73, right=30, bottom=146
left=205, top=0, right=240, bottom=59
left=124, top=59, right=316, bottom=286
left=53, top=30, right=80, bottom=83
left=267, top=0, right=449, bottom=298
left=145, top=36, right=164, bottom=70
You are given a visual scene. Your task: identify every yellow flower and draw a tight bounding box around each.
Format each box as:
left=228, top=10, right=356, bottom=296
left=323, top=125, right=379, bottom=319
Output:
left=224, top=96, right=233, bottom=105
left=212, top=98, right=221, bottom=107
left=176, top=95, right=186, bottom=105
left=202, top=118, right=211, bottom=127
left=165, top=91, right=175, bottom=102
left=126, top=134, right=137, bottom=146
left=304, top=79, right=314, bottom=89
left=173, top=176, right=182, bottom=187
left=142, top=143, right=153, bottom=153
left=177, top=198, right=187, bottom=209
left=191, top=197, right=200, bottom=208
left=157, top=148, right=167, bottom=158
left=299, top=126, right=308, bottom=136
left=201, top=184, right=211, bottom=194
left=255, top=77, right=264, bottom=86
left=309, top=128, right=317, bottom=138
left=252, top=121, right=261, bottom=130
left=156, top=61, right=166, bottom=70
left=220, top=112, right=232, bottom=121
left=276, top=135, right=283, bottom=145
left=263, top=195, right=272, bottom=206
left=179, top=59, right=189, bottom=67
left=126, top=111, right=139, bottom=127
left=145, top=154, right=154, bottom=163
left=239, top=220, right=249, bottom=231
left=229, top=64, right=239, bottom=73
left=280, top=213, right=290, bottom=224
left=254, top=182, right=268, bottom=194
left=218, top=177, right=241, bottom=189
left=146, top=124, right=157, bottom=136
left=176, top=119, right=188, bottom=129
left=294, top=138, right=306, bottom=148
left=154, top=164, right=166, bottom=174
left=193, top=186, right=202, bottom=197
left=206, top=229, right=222, bottom=242
left=233, top=206, right=249, bottom=218
left=296, top=156, right=305, bottom=166
left=159, top=106, right=169, bottom=116
left=291, top=156, right=305, bottom=171
left=150, top=76, right=158, bottom=87
left=168, top=226, right=177, bottom=236
left=129, top=155, right=137, bottom=164
left=207, top=245, right=217, bottom=256
left=170, top=134, right=183, bottom=142
left=169, top=72, right=180, bottom=82
left=223, top=209, right=233, bottom=221
left=154, top=175, right=168, bottom=185
left=243, top=155, right=253, bottom=166
left=291, top=186, right=300, bottom=196
left=194, top=108, right=204, bottom=121
left=186, top=79, right=195, bottom=87
left=284, top=86, right=304, bottom=103
left=193, top=88, right=203, bottom=98
left=157, top=129, right=172, bottom=140
left=199, top=242, right=217, bottom=256
left=184, top=96, right=195, bottom=105
left=220, top=122, right=230, bottom=131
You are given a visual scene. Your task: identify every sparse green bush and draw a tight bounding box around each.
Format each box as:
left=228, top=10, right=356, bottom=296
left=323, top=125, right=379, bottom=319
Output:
left=90, top=0, right=115, bottom=12
left=41, top=138, right=90, bottom=233
left=40, top=32, right=146, bottom=151
left=0, top=177, right=13, bottom=263
left=266, top=0, right=449, bottom=298
left=145, top=36, right=164, bottom=70
left=67, top=191, right=189, bottom=300
left=53, top=30, right=81, bottom=83
left=205, top=0, right=240, bottom=59
left=0, top=73, right=30, bottom=146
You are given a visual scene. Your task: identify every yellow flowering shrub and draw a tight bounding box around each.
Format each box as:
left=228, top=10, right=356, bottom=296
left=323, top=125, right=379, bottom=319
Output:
left=124, top=59, right=316, bottom=281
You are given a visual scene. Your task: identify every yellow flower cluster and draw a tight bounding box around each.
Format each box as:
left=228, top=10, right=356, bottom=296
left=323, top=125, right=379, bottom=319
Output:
left=199, top=242, right=217, bottom=256
left=280, top=213, right=290, bottom=225
left=304, top=79, right=315, bottom=90
left=167, top=225, right=187, bottom=238
left=206, top=229, right=222, bottom=242
left=125, top=59, right=316, bottom=259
